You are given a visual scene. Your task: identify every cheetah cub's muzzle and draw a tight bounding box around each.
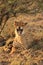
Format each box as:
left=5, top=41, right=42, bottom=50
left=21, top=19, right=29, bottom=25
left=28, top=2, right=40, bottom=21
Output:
left=16, top=26, right=24, bottom=35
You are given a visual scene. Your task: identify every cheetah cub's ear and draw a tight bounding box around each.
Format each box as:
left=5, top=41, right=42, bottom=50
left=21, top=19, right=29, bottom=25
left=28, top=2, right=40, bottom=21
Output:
left=24, top=22, right=27, bottom=26
left=14, top=21, right=18, bottom=26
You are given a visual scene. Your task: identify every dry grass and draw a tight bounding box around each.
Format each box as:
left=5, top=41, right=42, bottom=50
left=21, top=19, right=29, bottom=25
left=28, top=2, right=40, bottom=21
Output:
left=0, top=1, right=43, bottom=65
left=0, top=13, right=43, bottom=65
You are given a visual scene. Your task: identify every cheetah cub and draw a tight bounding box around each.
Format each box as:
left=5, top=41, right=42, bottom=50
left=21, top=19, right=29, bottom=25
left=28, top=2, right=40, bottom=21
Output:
left=10, top=21, right=27, bottom=54
left=4, top=21, right=27, bottom=54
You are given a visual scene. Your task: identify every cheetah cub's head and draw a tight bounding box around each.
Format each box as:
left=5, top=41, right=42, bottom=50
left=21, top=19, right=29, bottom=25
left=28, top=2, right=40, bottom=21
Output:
left=14, top=21, right=27, bottom=36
